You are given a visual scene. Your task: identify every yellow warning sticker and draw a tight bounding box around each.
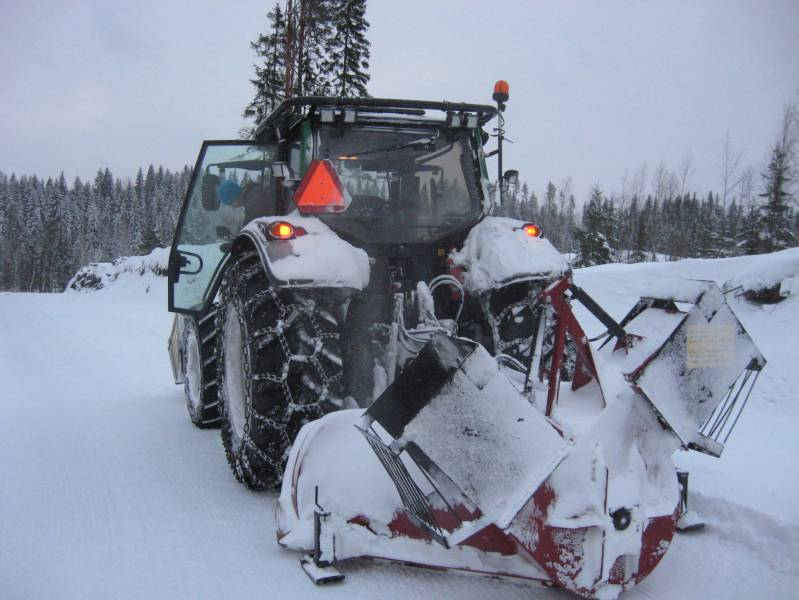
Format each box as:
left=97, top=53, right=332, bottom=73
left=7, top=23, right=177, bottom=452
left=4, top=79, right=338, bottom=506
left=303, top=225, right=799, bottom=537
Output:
left=686, top=324, right=735, bottom=368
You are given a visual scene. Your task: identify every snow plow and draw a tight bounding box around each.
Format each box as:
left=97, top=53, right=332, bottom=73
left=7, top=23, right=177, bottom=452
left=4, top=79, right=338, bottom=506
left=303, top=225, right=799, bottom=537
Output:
left=167, top=85, right=765, bottom=599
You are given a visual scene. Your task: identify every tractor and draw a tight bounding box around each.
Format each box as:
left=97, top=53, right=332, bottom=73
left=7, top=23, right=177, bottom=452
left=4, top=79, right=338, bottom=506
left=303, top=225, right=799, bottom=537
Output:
left=167, top=84, right=765, bottom=598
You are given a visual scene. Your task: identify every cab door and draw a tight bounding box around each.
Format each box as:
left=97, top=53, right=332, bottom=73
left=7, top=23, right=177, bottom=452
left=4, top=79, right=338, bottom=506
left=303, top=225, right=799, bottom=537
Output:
left=168, top=141, right=279, bottom=315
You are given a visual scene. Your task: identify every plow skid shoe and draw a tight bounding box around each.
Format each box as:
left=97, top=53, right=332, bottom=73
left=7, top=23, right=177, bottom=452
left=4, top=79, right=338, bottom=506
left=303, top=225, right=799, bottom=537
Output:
left=606, top=279, right=766, bottom=456
left=676, top=511, right=705, bottom=533
left=300, top=555, right=345, bottom=584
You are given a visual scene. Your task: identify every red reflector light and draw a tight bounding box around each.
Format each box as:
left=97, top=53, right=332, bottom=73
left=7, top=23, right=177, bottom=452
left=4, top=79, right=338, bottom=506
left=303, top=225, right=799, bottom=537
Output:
left=267, top=221, right=295, bottom=240
left=294, top=159, right=349, bottom=214
left=523, top=223, right=541, bottom=237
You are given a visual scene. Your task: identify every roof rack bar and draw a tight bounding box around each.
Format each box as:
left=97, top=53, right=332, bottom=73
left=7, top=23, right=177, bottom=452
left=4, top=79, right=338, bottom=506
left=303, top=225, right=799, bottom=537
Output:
left=254, top=96, right=498, bottom=138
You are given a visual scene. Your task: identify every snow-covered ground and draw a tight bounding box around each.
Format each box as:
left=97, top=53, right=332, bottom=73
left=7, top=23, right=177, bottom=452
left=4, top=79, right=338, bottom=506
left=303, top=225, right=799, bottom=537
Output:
left=1, top=250, right=798, bottom=599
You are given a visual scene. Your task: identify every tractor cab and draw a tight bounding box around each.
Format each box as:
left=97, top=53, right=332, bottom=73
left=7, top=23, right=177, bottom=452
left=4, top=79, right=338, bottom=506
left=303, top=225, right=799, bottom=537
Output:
left=168, top=97, right=497, bottom=315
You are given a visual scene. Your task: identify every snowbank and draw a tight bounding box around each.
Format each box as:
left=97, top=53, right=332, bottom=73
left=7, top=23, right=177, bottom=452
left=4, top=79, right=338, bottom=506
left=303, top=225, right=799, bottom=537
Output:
left=722, top=247, right=799, bottom=302
left=66, top=247, right=169, bottom=291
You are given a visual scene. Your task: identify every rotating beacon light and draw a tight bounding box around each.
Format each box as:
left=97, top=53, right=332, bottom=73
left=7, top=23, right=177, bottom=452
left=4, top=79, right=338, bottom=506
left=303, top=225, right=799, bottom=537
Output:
left=492, top=80, right=510, bottom=105
left=492, top=80, right=509, bottom=206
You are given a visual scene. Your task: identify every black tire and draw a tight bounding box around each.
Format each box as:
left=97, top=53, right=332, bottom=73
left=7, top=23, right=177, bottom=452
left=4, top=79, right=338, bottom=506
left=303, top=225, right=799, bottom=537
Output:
left=216, top=250, right=345, bottom=490
left=182, top=312, right=221, bottom=428
left=485, top=281, right=544, bottom=365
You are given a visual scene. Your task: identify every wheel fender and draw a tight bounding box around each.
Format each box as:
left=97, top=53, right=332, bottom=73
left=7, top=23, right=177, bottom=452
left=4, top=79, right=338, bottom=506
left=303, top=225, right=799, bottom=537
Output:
left=236, top=215, right=370, bottom=290
left=449, top=216, right=568, bottom=293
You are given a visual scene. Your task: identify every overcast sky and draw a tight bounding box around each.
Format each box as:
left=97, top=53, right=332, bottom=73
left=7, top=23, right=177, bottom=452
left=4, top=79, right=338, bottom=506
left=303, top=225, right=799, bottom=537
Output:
left=1, top=0, right=797, bottom=200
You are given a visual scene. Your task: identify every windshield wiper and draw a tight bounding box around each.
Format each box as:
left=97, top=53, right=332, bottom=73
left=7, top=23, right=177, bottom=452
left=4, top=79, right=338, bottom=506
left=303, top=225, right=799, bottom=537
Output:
left=339, top=133, right=439, bottom=158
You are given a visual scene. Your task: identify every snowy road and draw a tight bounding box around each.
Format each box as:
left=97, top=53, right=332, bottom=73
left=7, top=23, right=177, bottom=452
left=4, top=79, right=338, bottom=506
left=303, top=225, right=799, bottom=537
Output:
left=1, top=254, right=798, bottom=599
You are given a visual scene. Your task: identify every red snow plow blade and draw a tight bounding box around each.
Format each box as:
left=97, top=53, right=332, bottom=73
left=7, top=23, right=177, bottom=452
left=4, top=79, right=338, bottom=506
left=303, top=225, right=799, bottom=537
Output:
left=276, top=276, right=765, bottom=599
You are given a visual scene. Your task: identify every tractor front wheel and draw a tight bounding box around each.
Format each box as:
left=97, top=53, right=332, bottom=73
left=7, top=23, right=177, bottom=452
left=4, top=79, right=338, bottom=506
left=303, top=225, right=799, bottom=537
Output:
left=182, top=313, right=221, bottom=428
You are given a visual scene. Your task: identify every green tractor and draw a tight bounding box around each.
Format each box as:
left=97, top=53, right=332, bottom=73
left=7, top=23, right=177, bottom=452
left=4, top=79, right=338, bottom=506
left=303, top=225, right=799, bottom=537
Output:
left=167, top=92, right=565, bottom=489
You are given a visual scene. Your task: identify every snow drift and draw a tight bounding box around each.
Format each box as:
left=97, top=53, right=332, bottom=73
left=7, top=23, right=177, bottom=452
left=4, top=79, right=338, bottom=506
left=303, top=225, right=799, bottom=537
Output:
left=66, top=247, right=169, bottom=291
left=722, top=246, right=799, bottom=302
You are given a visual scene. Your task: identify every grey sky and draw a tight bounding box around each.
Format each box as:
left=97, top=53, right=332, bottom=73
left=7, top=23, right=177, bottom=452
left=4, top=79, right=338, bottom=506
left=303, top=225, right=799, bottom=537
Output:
left=1, top=0, right=797, bottom=201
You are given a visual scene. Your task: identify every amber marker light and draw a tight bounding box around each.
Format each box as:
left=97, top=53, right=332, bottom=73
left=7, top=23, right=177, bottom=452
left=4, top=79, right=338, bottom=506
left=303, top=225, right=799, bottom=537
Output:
left=523, top=223, right=542, bottom=238
left=267, top=221, right=296, bottom=240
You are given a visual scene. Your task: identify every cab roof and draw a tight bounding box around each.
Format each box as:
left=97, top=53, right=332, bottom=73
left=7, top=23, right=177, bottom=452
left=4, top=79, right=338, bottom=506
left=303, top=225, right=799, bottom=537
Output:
left=253, top=96, right=498, bottom=140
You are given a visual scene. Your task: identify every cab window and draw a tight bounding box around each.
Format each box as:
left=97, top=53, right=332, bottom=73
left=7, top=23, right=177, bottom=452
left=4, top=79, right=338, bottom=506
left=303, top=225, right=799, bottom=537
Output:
left=171, top=141, right=277, bottom=312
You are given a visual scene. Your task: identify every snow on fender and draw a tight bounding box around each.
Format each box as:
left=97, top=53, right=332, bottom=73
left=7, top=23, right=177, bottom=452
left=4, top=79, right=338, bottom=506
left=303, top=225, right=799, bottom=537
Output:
left=241, top=214, right=370, bottom=290
left=449, top=216, right=568, bottom=293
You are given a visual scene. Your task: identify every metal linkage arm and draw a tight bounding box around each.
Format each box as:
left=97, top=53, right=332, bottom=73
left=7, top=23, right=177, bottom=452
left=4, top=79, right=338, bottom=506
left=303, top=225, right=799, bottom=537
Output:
left=569, top=284, right=627, bottom=343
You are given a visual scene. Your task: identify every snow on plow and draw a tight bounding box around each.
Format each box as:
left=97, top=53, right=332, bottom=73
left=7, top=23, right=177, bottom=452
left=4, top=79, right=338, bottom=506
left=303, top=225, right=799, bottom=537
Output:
left=276, top=275, right=765, bottom=599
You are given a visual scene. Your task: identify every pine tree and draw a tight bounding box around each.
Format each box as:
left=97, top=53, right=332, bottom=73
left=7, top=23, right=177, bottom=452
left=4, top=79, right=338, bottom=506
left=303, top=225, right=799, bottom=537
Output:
left=283, top=0, right=336, bottom=97
left=326, top=0, right=370, bottom=97
left=574, top=186, right=613, bottom=267
left=243, top=0, right=371, bottom=132
left=138, top=227, right=161, bottom=255
left=737, top=205, right=762, bottom=255
left=756, top=143, right=795, bottom=253
left=297, top=0, right=335, bottom=96
left=244, top=3, right=288, bottom=129
left=0, top=164, right=191, bottom=291
left=542, top=182, right=558, bottom=244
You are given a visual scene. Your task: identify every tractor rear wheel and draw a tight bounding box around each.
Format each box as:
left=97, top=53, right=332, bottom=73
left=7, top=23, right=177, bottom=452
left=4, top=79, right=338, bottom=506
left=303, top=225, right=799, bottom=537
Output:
left=216, top=250, right=345, bottom=490
left=183, top=313, right=221, bottom=428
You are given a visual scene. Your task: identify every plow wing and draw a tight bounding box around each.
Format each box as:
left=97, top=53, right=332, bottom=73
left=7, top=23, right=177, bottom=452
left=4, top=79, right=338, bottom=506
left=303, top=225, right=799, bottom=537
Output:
left=605, top=279, right=766, bottom=456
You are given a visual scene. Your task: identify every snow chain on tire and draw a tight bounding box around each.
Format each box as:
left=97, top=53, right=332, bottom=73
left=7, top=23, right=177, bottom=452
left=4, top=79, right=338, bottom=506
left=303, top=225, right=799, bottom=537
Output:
left=482, top=281, right=575, bottom=379
left=216, top=250, right=344, bottom=490
left=482, top=281, right=545, bottom=364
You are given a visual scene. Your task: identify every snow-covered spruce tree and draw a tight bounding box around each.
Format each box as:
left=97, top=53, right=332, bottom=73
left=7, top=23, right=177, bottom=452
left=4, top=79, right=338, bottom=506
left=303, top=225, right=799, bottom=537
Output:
left=244, top=3, right=287, bottom=130
left=756, top=142, right=795, bottom=253
left=325, top=0, right=370, bottom=97
left=0, top=165, right=191, bottom=292
left=574, top=186, right=613, bottom=267
left=736, top=204, right=762, bottom=255
left=601, top=196, right=620, bottom=255
left=541, top=182, right=558, bottom=246
left=138, top=227, right=162, bottom=256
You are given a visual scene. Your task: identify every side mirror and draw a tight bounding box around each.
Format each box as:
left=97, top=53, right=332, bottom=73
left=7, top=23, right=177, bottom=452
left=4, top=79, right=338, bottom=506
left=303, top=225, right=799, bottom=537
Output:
left=503, top=169, right=519, bottom=187
left=271, top=162, right=293, bottom=180
left=202, top=173, right=221, bottom=211
left=272, top=162, right=300, bottom=189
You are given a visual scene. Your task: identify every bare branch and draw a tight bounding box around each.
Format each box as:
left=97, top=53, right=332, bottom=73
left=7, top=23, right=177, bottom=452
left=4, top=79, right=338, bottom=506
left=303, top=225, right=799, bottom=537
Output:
left=678, top=150, right=695, bottom=197
left=720, top=132, right=744, bottom=210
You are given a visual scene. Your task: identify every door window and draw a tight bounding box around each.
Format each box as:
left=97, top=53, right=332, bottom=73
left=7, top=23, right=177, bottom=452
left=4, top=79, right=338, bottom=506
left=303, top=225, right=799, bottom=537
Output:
left=171, top=141, right=278, bottom=312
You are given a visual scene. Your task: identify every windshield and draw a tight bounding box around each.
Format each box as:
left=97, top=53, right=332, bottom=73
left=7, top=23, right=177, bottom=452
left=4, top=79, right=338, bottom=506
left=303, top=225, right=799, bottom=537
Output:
left=316, top=127, right=483, bottom=244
